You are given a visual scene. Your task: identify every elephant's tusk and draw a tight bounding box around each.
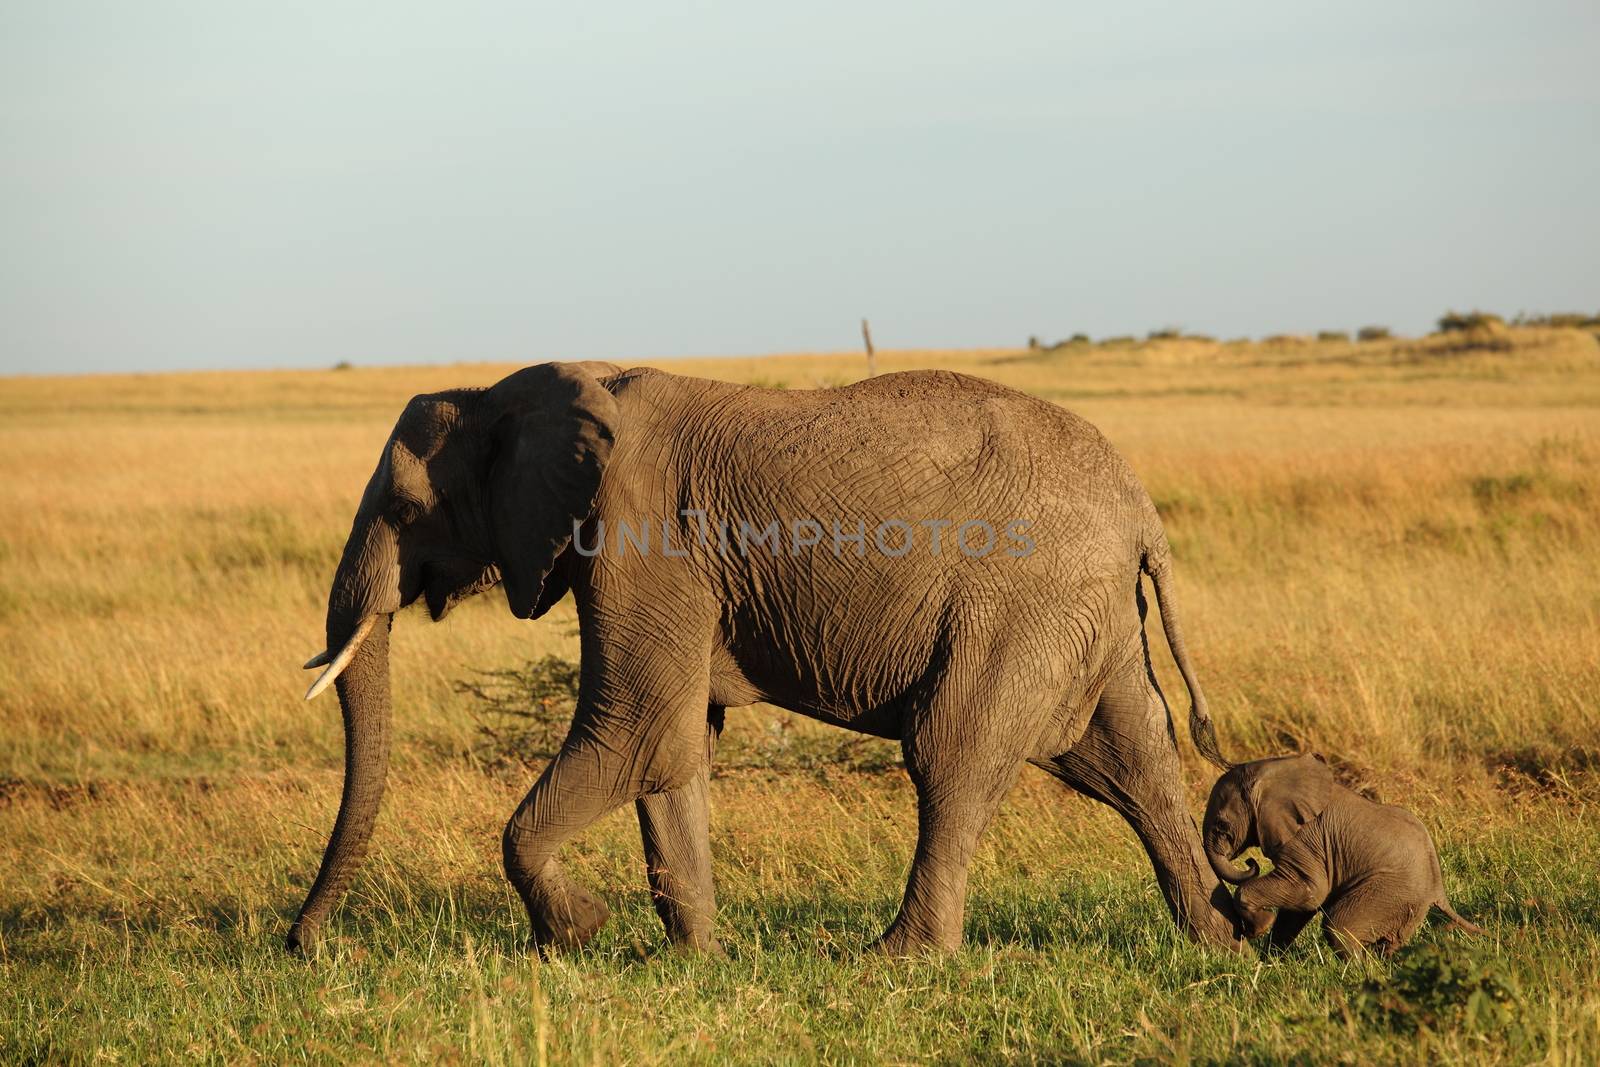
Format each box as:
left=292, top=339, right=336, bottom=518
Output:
left=303, top=614, right=377, bottom=701
left=302, top=649, right=333, bottom=670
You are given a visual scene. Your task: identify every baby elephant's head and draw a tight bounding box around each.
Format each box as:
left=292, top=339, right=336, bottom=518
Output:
left=1203, top=754, right=1334, bottom=884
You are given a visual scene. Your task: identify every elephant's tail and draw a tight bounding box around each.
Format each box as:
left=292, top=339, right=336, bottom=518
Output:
left=1434, top=899, right=1485, bottom=935
left=1141, top=542, right=1233, bottom=771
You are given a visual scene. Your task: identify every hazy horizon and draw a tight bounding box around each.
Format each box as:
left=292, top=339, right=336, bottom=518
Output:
left=3, top=2, right=1596, bottom=377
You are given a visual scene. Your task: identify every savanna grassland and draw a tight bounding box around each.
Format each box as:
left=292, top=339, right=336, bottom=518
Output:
left=2, top=328, right=1598, bottom=1064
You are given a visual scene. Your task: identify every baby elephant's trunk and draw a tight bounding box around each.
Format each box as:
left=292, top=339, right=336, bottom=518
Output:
left=1204, top=842, right=1260, bottom=885
left=1201, top=801, right=1259, bottom=885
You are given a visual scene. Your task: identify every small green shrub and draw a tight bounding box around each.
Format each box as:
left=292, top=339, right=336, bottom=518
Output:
left=734, top=717, right=901, bottom=773
left=332, top=360, right=354, bottom=371
left=1147, top=327, right=1182, bottom=341
left=1317, top=330, right=1350, bottom=343
left=1348, top=944, right=1526, bottom=1043
left=455, top=655, right=581, bottom=768
left=456, top=655, right=900, bottom=773
left=1357, top=325, right=1392, bottom=342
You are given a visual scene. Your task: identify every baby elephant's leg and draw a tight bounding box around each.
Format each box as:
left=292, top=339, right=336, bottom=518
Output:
left=1322, top=888, right=1428, bottom=958
left=1266, top=909, right=1318, bottom=952
left=1236, top=873, right=1323, bottom=942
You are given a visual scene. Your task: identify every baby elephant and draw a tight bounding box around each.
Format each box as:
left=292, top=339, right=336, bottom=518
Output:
left=1203, top=754, right=1481, bottom=956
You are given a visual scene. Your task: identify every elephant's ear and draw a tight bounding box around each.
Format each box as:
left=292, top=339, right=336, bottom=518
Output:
left=482, top=363, right=619, bottom=619
left=1250, top=754, right=1334, bottom=853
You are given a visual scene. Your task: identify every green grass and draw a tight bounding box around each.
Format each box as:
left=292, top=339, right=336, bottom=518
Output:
left=5, top=770, right=1597, bottom=1064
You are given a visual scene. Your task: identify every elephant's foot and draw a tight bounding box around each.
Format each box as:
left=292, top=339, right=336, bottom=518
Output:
left=1188, top=923, right=1251, bottom=956
left=527, top=881, right=611, bottom=952
left=667, top=933, right=728, bottom=958
left=284, top=919, right=324, bottom=958
left=868, top=917, right=959, bottom=957
left=1118, top=867, right=1249, bottom=955
left=1177, top=881, right=1251, bottom=954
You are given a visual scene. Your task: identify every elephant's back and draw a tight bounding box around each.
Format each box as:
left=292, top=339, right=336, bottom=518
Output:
left=792, top=370, right=1148, bottom=561
left=732, top=369, right=1118, bottom=475
left=621, top=368, right=1150, bottom=530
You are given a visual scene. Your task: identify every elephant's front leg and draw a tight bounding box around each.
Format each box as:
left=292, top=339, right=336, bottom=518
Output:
left=636, top=707, right=725, bottom=953
left=1265, top=908, right=1318, bottom=952
left=502, top=638, right=714, bottom=953
left=502, top=743, right=620, bottom=951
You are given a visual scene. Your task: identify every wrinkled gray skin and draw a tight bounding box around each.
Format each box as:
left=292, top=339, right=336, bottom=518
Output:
left=287, top=362, right=1245, bottom=956
left=1203, top=754, right=1482, bottom=956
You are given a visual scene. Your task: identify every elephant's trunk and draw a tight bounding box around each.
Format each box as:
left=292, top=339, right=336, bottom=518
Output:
left=286, top=610, right=394, bottom=955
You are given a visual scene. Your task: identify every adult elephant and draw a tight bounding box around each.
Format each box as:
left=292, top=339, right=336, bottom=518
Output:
left=287, top=361, right=1242, bottom=956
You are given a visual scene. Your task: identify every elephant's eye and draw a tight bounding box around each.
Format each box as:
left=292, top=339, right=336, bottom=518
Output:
left=390, top=498, right=422, bottom=526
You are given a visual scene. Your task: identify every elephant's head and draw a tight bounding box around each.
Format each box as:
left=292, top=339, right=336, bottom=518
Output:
left=286, top=361, right=620, bottom=954
left=1202, top=754, right=1333, bottom=885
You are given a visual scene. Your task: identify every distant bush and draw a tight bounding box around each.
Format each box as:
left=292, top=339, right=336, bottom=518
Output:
left=1147, top=327, right=1183, bottom=341
left=1434, top=310, right=1513, bottom=353
left=332, top=360, right=354, bottom=371
left=1512, top=311, right=1600, bottom=329
left=1437, top=310, right=1504, bottom=334
left=1099, top=335, right=1136, bottom=347
left=1261, top=334, right=1310, bottom=346
left=1317, top=330, right=1350, bottom=343
left=1067, top=332, right=1091, bottom=345
left=1357, top=326, right=1392, bottom=342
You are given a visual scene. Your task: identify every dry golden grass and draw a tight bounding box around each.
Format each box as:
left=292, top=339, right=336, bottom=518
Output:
left=2, top=327, right=1598, bottom=1063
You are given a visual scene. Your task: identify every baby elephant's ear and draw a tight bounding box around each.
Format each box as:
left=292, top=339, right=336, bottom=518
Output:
left=1251, top=754, right=1335, bottom=853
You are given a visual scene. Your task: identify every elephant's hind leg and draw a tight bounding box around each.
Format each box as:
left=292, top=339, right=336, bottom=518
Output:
left=636, top=707, right=725, bottom=953
left=1042, top=656, right=1243, bottom=951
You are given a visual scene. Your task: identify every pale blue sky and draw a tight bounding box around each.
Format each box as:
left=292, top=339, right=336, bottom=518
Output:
left=2, top=1, right=1596, bottom=375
